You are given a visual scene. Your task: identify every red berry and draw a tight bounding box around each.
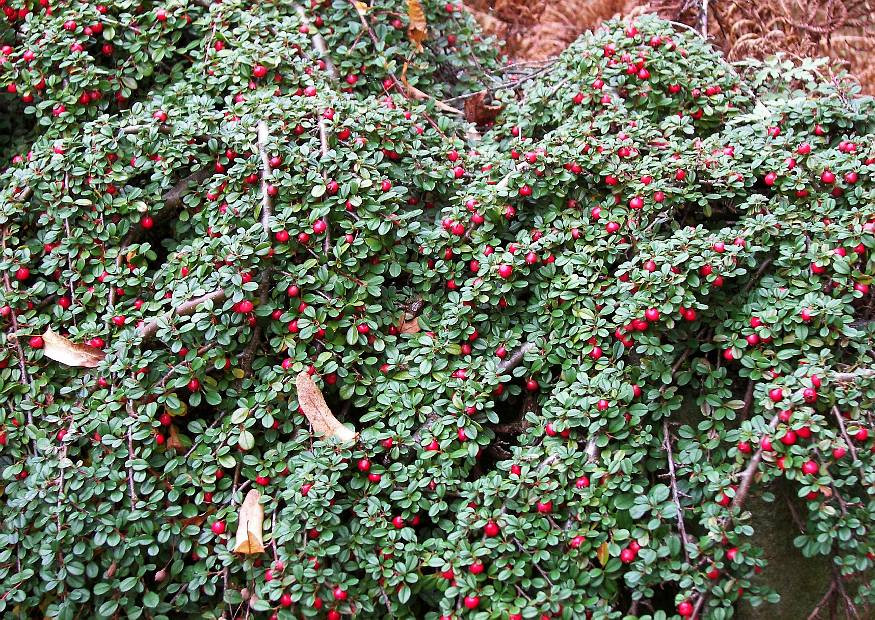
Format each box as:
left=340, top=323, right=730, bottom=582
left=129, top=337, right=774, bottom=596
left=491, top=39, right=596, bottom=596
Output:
left=801, top=460, right=819, bottom=475
left=463, top=595, right=480, bottom=609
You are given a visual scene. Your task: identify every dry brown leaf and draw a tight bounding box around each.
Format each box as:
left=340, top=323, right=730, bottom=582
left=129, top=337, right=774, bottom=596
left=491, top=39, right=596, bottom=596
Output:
left=597, top=541, right=610, bottom=566
left=399, top=316, right=421, bottom=334
left=41, top=328, right=106, bottom=368
left=464, top=91, right=503, bottom=125
left=295, top=372, right=356, bottom=441
left=233, top=489, right=265, bottom=554
left=407, top=0, right=428, bottom=52
left=180, top=514, right=206, bottom=528
left=166, top=425, right=184, bottom=451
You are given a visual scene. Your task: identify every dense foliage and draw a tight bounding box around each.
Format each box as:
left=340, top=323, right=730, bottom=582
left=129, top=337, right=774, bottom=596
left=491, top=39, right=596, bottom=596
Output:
left=1, top=1, right=874, bottom=619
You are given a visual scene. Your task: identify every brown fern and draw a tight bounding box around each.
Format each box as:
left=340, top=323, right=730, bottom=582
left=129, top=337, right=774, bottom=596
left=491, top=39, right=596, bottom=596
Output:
left=464, top=0, right=874, bottom=92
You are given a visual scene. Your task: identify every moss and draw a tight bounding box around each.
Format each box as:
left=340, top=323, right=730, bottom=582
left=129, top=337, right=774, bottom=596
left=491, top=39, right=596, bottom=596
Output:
left=737, top=483, right=831, bottom=619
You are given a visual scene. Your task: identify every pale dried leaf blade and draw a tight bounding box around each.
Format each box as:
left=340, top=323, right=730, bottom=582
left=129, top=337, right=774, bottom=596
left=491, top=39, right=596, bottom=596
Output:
left=233, top=490, right=265, bottom=554
left=42, top=328, right=106, bottom=368
left=352, top=0, right=369, bottom=17
left=295, top=372, right=356, bottom=441
left=406, top=0, right=428, bottom=52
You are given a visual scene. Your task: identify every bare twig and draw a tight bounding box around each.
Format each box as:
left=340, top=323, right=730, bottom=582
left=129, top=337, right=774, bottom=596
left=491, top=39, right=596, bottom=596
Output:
left=441, top=61, right=558, bottom=104
left=832, top=405, right=866, bottom=482
left=742, top=258, right=773, bottom=293
left=730, top=415, right=780, bottom=511
left=806, top=580, right=837, bottom=620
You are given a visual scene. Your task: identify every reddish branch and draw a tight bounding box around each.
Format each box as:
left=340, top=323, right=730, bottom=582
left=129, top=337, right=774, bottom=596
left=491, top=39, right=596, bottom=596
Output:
left=2, top=230, right=34, bottom=427
left=138, top=289, right=227, bottom=340
left=663, top=420, right=691, bottom=562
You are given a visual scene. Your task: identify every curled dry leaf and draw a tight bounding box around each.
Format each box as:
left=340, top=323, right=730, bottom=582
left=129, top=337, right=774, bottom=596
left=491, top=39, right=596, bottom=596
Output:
left=233, top=489, right=265, bottom=554
left=400, top=63, right=464, bottom=116
left=597, top=541, right=610, bottom=566
left=295, top=371, right=356, bottom=441
left=407, top=0, right=428, bottom=52
left=464, top=91, right=504, bottom=125
left=399, top=297, right=424, bottom=333
left=41, top=328, right=106, bottom=368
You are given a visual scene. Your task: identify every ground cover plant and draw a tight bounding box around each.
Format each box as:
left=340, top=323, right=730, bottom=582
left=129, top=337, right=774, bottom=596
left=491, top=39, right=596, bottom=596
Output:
left=1, top=1, right=874, bottom=618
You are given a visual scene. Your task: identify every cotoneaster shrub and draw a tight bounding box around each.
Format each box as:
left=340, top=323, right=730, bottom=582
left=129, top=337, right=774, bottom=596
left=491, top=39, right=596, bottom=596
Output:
left=1, top=3, right=874, bottom=619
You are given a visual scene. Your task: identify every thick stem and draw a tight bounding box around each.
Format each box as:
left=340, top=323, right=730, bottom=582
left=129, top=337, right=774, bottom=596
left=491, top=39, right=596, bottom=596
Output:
left=294, top=4, right=338, bottom=80
left=498, top=342, right=536, bottom=374
left=240, top=121, right=275, bottom=375
left=831, top=368, right=875, bottom=382
left=124, top=166, right=213, bottom=247
left=138, top=289, right=227, bottom=341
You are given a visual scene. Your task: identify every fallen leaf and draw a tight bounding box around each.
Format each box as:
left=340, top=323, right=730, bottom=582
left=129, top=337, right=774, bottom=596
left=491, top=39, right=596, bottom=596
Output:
left=295, top=372, right=356, bottom=442
left=464, top=91, right=503, bottom=125
left=180, top=514, right=206, bottom=528
left=399, top=316, right=421, bottom=334
left=406, top=0, right=428, bottom=53
left=597, top=541, right=610, bottom=566
left=41, top=328, right=106, bottom=368
left=233, top=489, right=265, bottom=554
